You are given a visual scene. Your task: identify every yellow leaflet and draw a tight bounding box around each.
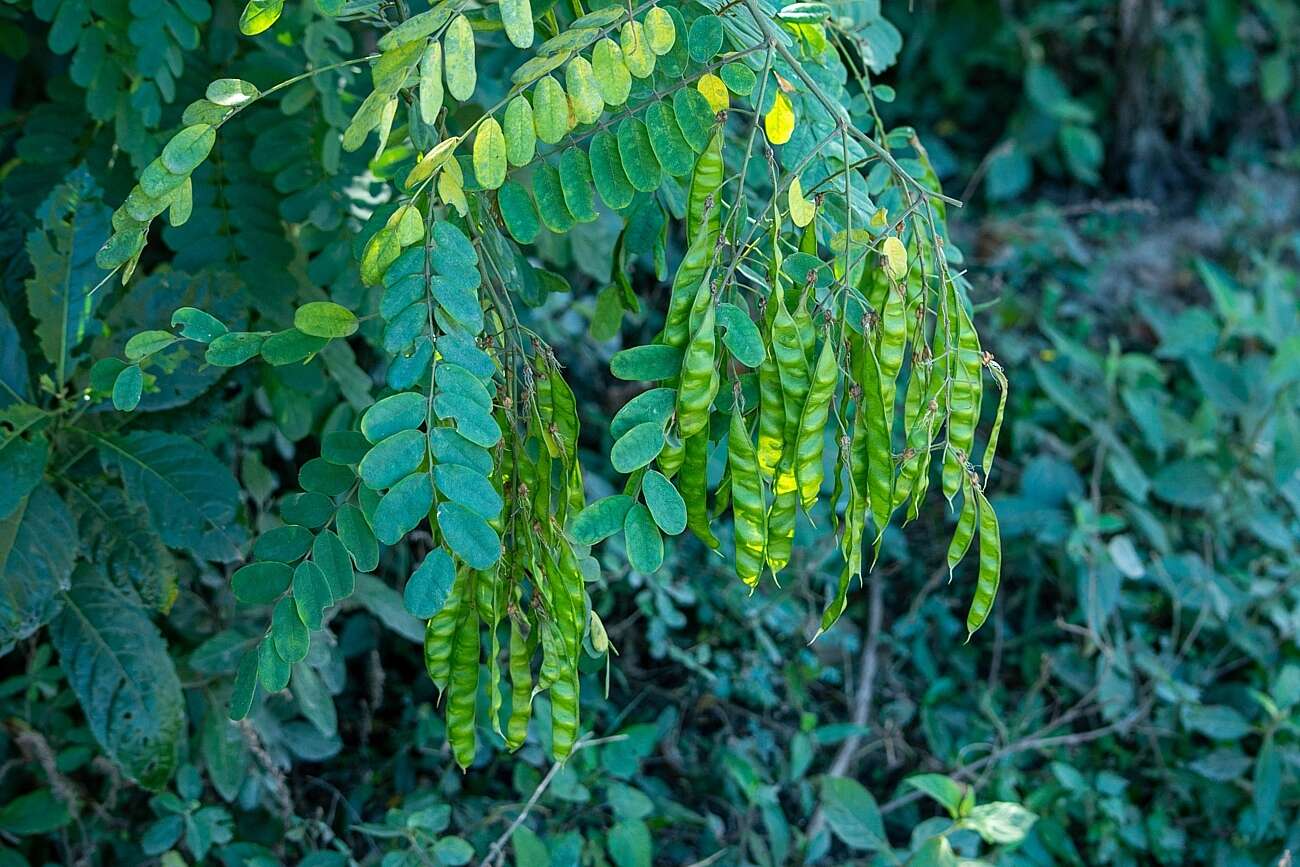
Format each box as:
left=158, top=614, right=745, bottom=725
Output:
left=418, top=42, right=443, bottom=124
left=788, top=176, right=815, bottom=228
left=765, top=91, right=794, bottom=145
left=882, top=235, right=907, bottom=280
left=443, top=15, right=477, bottom=102
left=500, top=0, right=534, bottom=49
left=403, top=136, right=460, bottom=190
left=565, top=57, right=604, bottom=125
left=644, top=6, right=676, bottom=55
left=697, top=73, right=729, bottom=113
left=472, top=117, right=507, bottom=189
left=620, top=20, right=656, bottom=78
left=589, top=610, right=610, bottom=653
left=439, top=159, right=468, bottom=216
left=387, top=204, right=425, bottom=245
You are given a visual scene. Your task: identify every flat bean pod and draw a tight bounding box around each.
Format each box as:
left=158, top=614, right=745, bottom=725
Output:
left=550, top=664, right=580, bottom=760
left=423, top=571, right=465, bottom=694
left=676, top=295, right=718, bottom=438
left=857, top=335, right=894, bottom=559
left=765, top=484, right=797, bottom=576
left=756, top=339, right=785, bottom=480
left=816, top=562, right=854, bottom=639
left=661, top=230, right=714, bottom=350
left=794, top=294, right=816, bottom=367
left=477, top=566, right=505, bottom=738
left=946, top=471, right=977, bottom=576
left=681, top=431, right=720, bottom=548
left=447, top=580, right=480, bottom=769
left=942, top=290, right=983, bottom=501
left=553, top=548, right=587, bottom=757
left=504, top=621, right=533, bottom=751
left=965, top=486, right=1002, bottom=638
left=728, top=394, right=767, bottom=588
left=893, top=399, right=937, bottom=517
left=982, top=361, right=1008, bottom=480
left=770, top=289, right=808, bottom=495
left=877, top=280, right=907, bottom=423
left=662, top=142, right=723, bottom=349
left=656, top=436, right=686, bottom=477
left=794, top=337, right=839, bottom=512
left=686, top=131, right=723, bottom=244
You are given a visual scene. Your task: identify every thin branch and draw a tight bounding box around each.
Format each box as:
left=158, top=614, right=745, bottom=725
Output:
left=737, top=0, right=962, bottom=209
left=804, top=570, right=884, bottom=842
left=478, top=733, right=628, bottom=867
left=878, top=698, right=1153, bottom=816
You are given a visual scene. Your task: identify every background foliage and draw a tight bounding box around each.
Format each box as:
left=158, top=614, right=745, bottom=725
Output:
left=2, top=0, right=1299, bottom=865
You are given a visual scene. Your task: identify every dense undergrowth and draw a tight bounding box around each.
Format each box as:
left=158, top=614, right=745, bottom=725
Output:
left=2, top=0, right=1299, bottom=865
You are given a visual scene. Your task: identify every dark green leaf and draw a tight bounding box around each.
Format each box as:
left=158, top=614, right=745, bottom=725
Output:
left=170, top=306, right=227, bottom=342
left=253, top=524, right=313, bottom=563
left=717, top=303, right=765, bottom=366
left=559, top=147, right=598, bottom=222
left=641, top=470, right=687, bottom=535
left=362, top=392, right=428, bottom=443
left=404, top=547, right=455, bottom=617
left=0, top=790, right=72, bottom=836
left=498, top=180, right=540, bottom=244
left=434, top=463, right=503, bottom=519
left=0, top=486, right=75, bottom=654
left=51, top=567, right=185, bottom=790
left=336, top=504, right=380, bottom=571
left=322, top=430, right=371, bottom=465
left=257, top=636, right=291, bottom=692
left=205, top=332, right=265, bottom=366
left=616, top=118, right=662, bottom=192
left=821, top=778, right=889, bottom=852
left=644, top=102, right=694, bottom=177
left=313, top=530, right=357, bottom=599
left=610, top=344, right=682, bottom=380
left=124, top=329, right=178, bottom=360
left=570, top=494, right=634, bottom=545
left=687, top=16, right=723, bottom=63
left=589, top=130, right=636, bottom=210
left=533, top=163, right=576, bottom=233
left=25, top=168, right=110, bottom=384
left=623, top=503, right=663, bottom=572
left=231, top=562, right=292, bottom=604
left=372, top=471, right=434, bottom=545
left=260, top=329, right=328, bottom=365
left=99, top=431, right=243, bottom=562
left=228, top=650, right=259, bottom=721
left=112, top=364, right=143, bottom=411
left=298, top=457, right=354, bottom=496
left=294, top=301, right=358, bottom=338
left=437, top=501, right=500, bottom=569
left=161, top=124, right=216, bottom=175
left=360, top=428, right=428, bottom=490
left=272, top=596, right=310, bottom=662
left=611, top=421, right=667, bottom=473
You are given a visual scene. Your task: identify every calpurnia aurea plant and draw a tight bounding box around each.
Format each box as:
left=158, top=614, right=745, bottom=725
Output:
left=94, top=0, right=1007, bottom=767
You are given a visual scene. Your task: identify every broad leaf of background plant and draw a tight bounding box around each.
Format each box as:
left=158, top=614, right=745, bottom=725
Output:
left=0, top=405, right=49, bottom=520
left=49, top=566, right=185, bottom=790
left=23, top=167, right=111, bottom=385
left=92, top=270, right=247, bottom=412
left=820, top=777, right=891, bottom=853
left=96, top=430, right=244, bottom=562
left=0, top=484, right=76, bottom=655
left=72, top=485, right=178, bottom=612
left=0, top=300, right=29, bottom=407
